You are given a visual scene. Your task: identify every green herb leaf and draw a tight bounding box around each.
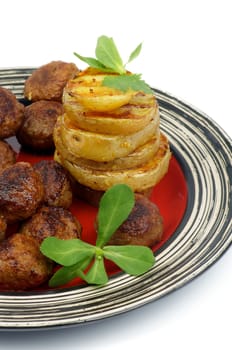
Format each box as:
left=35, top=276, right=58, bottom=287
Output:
left=40, top=237, right=95, bottom=266
left=127, top=42, right=143, bottom=64
left=103, top=245, right=155, bottom=275
left=103, top=74, right=153, bottom=94
left=85, top=256, right=108, bottom=285
left=73, top=35, right=153, bottom=94
left=48, top=256, right=92, bottom=287
left=96, top=184, right=134, bottom=248
left=73, top=52, right=107, bottom=70
left=95, top=35, right=125, bottom=75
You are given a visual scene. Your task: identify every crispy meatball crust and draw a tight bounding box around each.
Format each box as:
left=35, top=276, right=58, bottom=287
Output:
left=0, top=162, right=44, bottom=223
left=0, top=87, right=24, bottom=139
left=0, top=139, right=17, bottom=173
left=24, top=61, right=79, bottom=102
left=33, top=160, right=72, bottom=208
left=16, top=100, right=64, bottom=151
left=108, top=194, right=164, bottom=247
left=20, top=205, right=82, bottom=244
left=0, top=233, right=53, bottom=291
left=0, top=214, right=7, bottom=241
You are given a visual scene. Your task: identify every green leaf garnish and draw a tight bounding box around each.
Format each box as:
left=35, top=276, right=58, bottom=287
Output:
left=103, top=245, right=155, bottom=275
left=73, top=53, right=108, bottom=71
left=96, top=184, right=134, bottom=248
left=95, top=35, right=125, bottom=75
left=103, top=74, right=153, bottom=94
left=40, top=184, right=156, bottom=287
left=40, top=237, right=95, bottom=266
left=126, top=42, right=143, bottom=65
left=74, top=35, right=153, bottom=94
left=85, top=256, right=108, bottom=285
left=48, top=256, right=92, bottom=287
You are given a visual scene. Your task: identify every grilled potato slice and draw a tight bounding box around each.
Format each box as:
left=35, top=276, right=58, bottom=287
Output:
left=64, top=104, right=157, bottom=135
left=64, top=87, right=158, bottom=135
left=63, top=68, right=134, bottom=112
left=55, top=133, right=171, bottom=192
left=54, top=125, right=160, bottom=171
left=56, top=113, right=159, bottom=162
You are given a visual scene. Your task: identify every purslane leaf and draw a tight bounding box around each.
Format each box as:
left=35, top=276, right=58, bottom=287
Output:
left=40, top=237, right=95, bottom=266
left=73, top=52, right=107, bottom=70
left=103, top=245, right=155, bottom=275
left=103, top=74, right=153, bottom=94
left=127, top=42, right=143, bottom=64
left=85, top=257, right=108, bottom=285
left=95, top=35, right=125, bottom=75
left=96, top=184, right=134, bottom=248
left=48, top=256, right=92, bottom=287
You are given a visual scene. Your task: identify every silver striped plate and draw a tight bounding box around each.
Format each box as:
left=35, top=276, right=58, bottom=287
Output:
left=0, top=68, right=231, bottom=330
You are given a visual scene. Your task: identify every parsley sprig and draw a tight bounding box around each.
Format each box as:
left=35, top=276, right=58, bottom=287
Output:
left=40, top=184, right=155, bottom=287
left=74, top=35, right=153, bottom=94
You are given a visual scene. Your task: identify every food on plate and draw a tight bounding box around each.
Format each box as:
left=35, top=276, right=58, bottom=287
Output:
left=63, top=69, right=157, bottom=135
left=20, top=206, right=82, bottom=245
left=54, top=128, right=161, bottom=171
left=0, top=139, right=17, bottom=173
left=41, top=184, right=155, bottom=287
left=0, top=87, right=24, bottom=139
left=54, top=111, right=160, bottom=162
left=0, top=206, right=82, bottom=291
left=0, top=214, right=7, bottom=241
left=33, top=160, right=72, bottom=208
left=24, top=61, right=79, bottom=102
left=16, top=100, right=64, bottom=152
left=107, top=193, right=163, bottom=246
left=56, top=133, right=170, bottom=193
left=55, top=76, right=171, bottom=204
left=0, top=162, right=44, bottom=223
left=54, top=37, right=171, bottom=205
left=0, top=233, right=53, bottom=291
left=0, top=36, right=172, bottom=290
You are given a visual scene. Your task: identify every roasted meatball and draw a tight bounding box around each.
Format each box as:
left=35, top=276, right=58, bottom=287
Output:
left=20, top=205, right=82, bottom=244
left=16, top=100, right=64, bottom=151
left=0, top=233, right=53, bottom=291
left=0, top=214, right=7, bottom=241
left=33, top=160, right=72, bottom=208
left=108, top=194, right=164, bottom=247
left=0, top=162, right=44, bottom=223
left=0, top=139, right=17, bottom=173
left=0, top=87, right=24, bottom=139
left=24, top=61, right=79, bottom=102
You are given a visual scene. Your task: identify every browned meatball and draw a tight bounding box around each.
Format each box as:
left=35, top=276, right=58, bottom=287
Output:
left=0, top=139, right=17, bottom=173
left=20, top=205, right=82, bottom=244
left=16, top=100, right=64, bottom=151
left=0, top=87, right=24, bottom=139
left=108, top=194, right=164, bottom=247
left=0, top=162, right=44, bottom=223
left=24, top=61, right=79, bottom=102
left=0, top=233, right=53, bottom=291
left=0, top=214, right=7, bottom=241
left=33, top=160, right=72, bottom=208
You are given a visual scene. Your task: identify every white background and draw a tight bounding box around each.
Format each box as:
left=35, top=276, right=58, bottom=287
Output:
left=0, top=0, right=231, bottom=349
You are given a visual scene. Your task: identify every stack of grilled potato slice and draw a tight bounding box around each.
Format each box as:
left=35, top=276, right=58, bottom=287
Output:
left=54, top=67, right=171, bottom=203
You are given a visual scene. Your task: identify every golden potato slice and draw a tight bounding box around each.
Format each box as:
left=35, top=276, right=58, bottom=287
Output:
left=63, top=68, right=134, bottom=112
left=57, top=113, right=159, bottom=162
left=54, top=124, right=160, bottom=171
left=63, top=88, right=158, bottom=135
left=55, top=133, right=171, bottom=192
left=64, top=104, right=157, bottom=135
